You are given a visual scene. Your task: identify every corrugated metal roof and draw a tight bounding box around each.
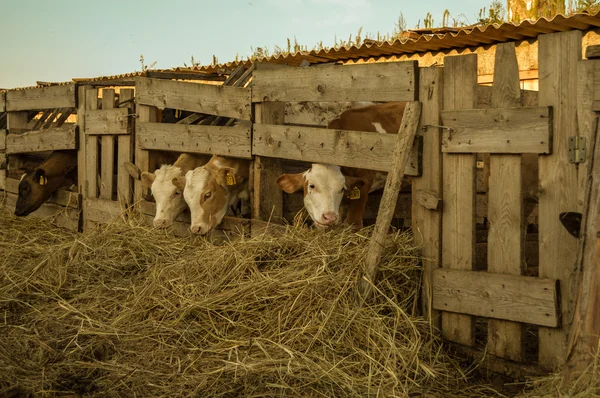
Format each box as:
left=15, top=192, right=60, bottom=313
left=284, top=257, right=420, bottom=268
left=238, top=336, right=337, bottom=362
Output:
left=5, top=11, right=600, bottom=90
left=187, top=11, right=600, bottom=73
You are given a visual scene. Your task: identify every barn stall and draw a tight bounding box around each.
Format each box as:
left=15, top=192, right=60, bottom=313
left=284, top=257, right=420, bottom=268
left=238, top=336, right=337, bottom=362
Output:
left=0, top=13, right=599, bottom=396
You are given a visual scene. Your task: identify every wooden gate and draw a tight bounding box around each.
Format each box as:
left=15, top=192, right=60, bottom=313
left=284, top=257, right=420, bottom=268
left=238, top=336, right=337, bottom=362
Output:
left=424, top=31, right=587, bottom=374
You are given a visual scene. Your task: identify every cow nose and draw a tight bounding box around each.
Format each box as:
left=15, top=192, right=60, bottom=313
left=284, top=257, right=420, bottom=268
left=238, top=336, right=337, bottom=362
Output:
left=322, top=212, right=338, bottom=225
left=154, top=218, right=171, bottom=228
left=190, top=225, right=206, bottom=235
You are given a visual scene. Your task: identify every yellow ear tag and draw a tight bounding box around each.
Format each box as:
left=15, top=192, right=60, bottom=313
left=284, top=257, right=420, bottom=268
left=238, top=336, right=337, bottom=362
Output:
left=226, top=172, right=236, bottom=186
left=39, top=176, right=48, bottom=186
left=347, top=187, right=360, bottom=200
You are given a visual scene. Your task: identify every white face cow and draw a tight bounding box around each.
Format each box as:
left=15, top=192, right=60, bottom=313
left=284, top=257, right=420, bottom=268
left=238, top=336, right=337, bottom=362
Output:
left=174, top=165, right=243, bottom=235
left=141, top=165, right=187, bottom=228
left=276, top=164, right=365, bottom=228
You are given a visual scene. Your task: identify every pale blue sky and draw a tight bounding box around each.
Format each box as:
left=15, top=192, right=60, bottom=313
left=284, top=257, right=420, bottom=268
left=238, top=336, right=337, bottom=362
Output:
left=1, top=0, right=488, bottom=89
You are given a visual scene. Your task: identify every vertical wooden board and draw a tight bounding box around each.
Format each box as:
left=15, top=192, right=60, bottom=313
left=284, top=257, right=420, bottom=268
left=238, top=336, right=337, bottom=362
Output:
left=412, top=67, right=443, bottom=326
left=252, top=102, right=285, bottom=225
left=488, top=42, right=525, bottom=362
left=578, top=61, right=596, bottom=214
left=118, top=89, right=134, bottom=205
left=0, top=91, right=6, bottom=112
left=441, top=54, right=477, bottom=347
left=134, top=105, right=154, bottom=201
left=538, top=30, right=581, bottom=370
left=100, top=89, right=115, bottom=200
left=86, top=90, right=99, bottom=199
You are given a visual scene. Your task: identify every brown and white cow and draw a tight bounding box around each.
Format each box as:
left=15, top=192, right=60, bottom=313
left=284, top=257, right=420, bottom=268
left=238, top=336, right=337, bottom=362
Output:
left=15, top=150, right=78, bottom=217
left=141, top=153, right=208, bottom=228
left=277, top=102, right=408, bottom=229
left=173, top=155, right=249, bottom=235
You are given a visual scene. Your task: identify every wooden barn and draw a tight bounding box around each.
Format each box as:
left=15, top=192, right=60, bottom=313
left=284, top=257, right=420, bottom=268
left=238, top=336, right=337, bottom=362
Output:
left=1, top=12, right=599, bottom=383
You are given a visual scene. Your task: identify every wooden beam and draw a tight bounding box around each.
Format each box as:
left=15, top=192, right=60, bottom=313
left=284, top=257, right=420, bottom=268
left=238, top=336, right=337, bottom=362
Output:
left=5, top=125, right=77, bottom=154
left=252, top=102, right=285, bottom=224
left=144, top=71, right=227, bottom=81
left=441, top=54, right=477, bottom=347
left=135, top=77, right=251, bottom=121
left=432, top=269, right=560, bottom=327
left=252, top=124, right=421, bottom=176
left=84, top=108, right=129, bottom=135
left=477, top=69, right=539, bottom=84
left=441, top=106, right=552, bottom=154
left=411, top=67, right=443, bottom=325
left=252, top=61, right=418, bottom=103
left=117, top=89, right=134, bottom=205
left=137, top=122, right=252, bottom=159
left=359, top=101, right=421, bottom=300
left=0, top=129, right=5, bottom=151
left=476, top=86, right=538, bottom=108
left=487, top=42, right=525, bottom=363
left=134, top=105, right=155, bottom=202
left=585, top=44, right=600, bottom=59
left=78, top=87, right=99, bottom=203
left=538, top=30, right=581, bottom=370
left=99, top=89, right=116, bottom=201
left=6, top=83, right=76, bottom=111
left=0, top=91, right=6, bottom=112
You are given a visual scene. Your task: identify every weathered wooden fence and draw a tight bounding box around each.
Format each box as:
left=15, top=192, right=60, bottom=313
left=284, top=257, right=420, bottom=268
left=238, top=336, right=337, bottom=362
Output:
left=1, top=84, right=79, bottom=230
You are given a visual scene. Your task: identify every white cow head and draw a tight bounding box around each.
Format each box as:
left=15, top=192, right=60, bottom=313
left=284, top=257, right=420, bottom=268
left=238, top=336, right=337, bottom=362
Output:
left=276, top=164, right=365, bottom=228
left=141, top=165, right=187, bottom=228
left=174, top=165, right=244, bottom=235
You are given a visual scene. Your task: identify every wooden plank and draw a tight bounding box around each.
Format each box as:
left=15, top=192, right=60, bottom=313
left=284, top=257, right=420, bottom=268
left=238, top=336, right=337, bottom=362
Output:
left=84, top=198, right=125, bottom=224
left=538, top=30, right=581, bottom=370
left=252, top=102, right=285, bottom=224
left=252, top=61, right=418, bottom=103
left=5, top=192, right=79, bottom=231
left=117, top=89, right=134, bottom=205
left=134, top=105, right=154, bottom=201
left=486, top=41, right=525, bottom=363
left=359, top=101, right=421, bottom=300
left=84, top=108, right=129, bottom=135
left=562, top=106, right=600, bottom=383
left=137, top=122, right=252, bottom=159
left=0, top=91, right=6, bottom=112
left=6, top=84, right=75, bottom=111
left=253, top=124, right=421, bottom=175
left=432, top=269, right=559, bottom=327
left=5, top=125, right=77, bottom=154
left=441, top=54, right=477, bottom=347
left=412, top=67, right=443, bottom=324
left=85, top=89, right=99, bottom=199
left=135, top=77, right=251, bottom=121
left=100, top=89, right=116, bottom=200
left=585, top=44, right=600, bottom=59
left=476, top=86, right=538, bottom=108
left=0, top=129, right=5, bottom=151
left=77, top=86, right=91, bottom=202
left=0, top=172, right=5, bottom=190
left=477, top=69, right=539, bottom=84
left=285, top=101, right=374, bottom=127
left=441, top=106, right=552, bottom=154
left=5, top=177, right=78, bottom=208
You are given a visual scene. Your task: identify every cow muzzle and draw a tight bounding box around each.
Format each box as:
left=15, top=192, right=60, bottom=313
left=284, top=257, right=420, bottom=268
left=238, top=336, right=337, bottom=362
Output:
left=153, top=218, right=173, bottom=228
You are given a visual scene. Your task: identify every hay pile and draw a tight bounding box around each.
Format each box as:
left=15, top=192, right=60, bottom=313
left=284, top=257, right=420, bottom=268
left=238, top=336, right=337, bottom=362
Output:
left=0, top=208, right=501, bottom=397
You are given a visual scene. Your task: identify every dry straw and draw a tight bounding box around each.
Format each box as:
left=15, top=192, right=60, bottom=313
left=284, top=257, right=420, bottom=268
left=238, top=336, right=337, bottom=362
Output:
left=0, top=208, right=595, bottom=397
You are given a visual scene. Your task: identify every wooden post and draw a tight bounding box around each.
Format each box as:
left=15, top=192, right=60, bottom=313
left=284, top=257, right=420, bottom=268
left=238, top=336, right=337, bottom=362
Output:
left=100, top=89, right=115, bottom=200
left=117, top=89, right=134, bottom=206
left=487, top=42, right=525, bottom=362
left=252, top=102, right=285, bottom=224
left=538, top=30, right=581, bottom=370
left=134, top=104, right=156, bottom=202
left=6, top=111, right=28, bottom=174
left=411, top=67, right=443, bottom=326
left=441, top=54, right=478, bottom=347
left=359, top=101, right=422, bottom=300
left=562, top=116, right=600, bottom=383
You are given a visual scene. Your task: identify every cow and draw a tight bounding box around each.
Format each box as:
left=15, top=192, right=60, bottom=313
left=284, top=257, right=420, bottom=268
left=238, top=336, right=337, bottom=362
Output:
left=173, top=155, right=249, bottom=235
left=15, top=150, right=78, bottom=217
left=140, top=153, right=208, bottom=228
left=277, top=102, right=408, bottom=229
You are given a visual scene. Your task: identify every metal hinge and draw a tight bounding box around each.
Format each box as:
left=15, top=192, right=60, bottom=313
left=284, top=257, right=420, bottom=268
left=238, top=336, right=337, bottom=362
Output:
left=568, top=136, right=586, bottom=163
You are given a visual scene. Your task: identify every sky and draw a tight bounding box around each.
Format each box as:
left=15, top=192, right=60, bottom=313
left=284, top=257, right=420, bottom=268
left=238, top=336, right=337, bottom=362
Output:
left=1, top=0, right=488, bottom=89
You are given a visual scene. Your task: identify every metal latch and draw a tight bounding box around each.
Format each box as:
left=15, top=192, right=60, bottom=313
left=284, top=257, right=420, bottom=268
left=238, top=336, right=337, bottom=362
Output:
left=568, top=136, right=586, bottom=163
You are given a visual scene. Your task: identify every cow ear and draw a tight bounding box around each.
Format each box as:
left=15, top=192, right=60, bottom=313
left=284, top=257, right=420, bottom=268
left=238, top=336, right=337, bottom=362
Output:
left=141, top=171, right=156, bottom=184
left=123, top=162, right=142, bottom=180
left=276, top=173, right=304, bottom=194
left=172, top=176, right=186, bottom=191
left=216, top=167, right=241, bottom=187
left=344, top=176, right=366, bottom=190
left=34, top=169, right=48, bottom=186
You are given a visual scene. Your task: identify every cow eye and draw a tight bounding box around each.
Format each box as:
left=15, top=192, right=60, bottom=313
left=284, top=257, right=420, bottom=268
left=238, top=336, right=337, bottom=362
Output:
left=205, top=192, right=212, bottom=199
left=174, top=191, right=181, bottom=196
left=309, top=184, right=315, bottom=189
left=341, top=187, right=346, bottom=193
